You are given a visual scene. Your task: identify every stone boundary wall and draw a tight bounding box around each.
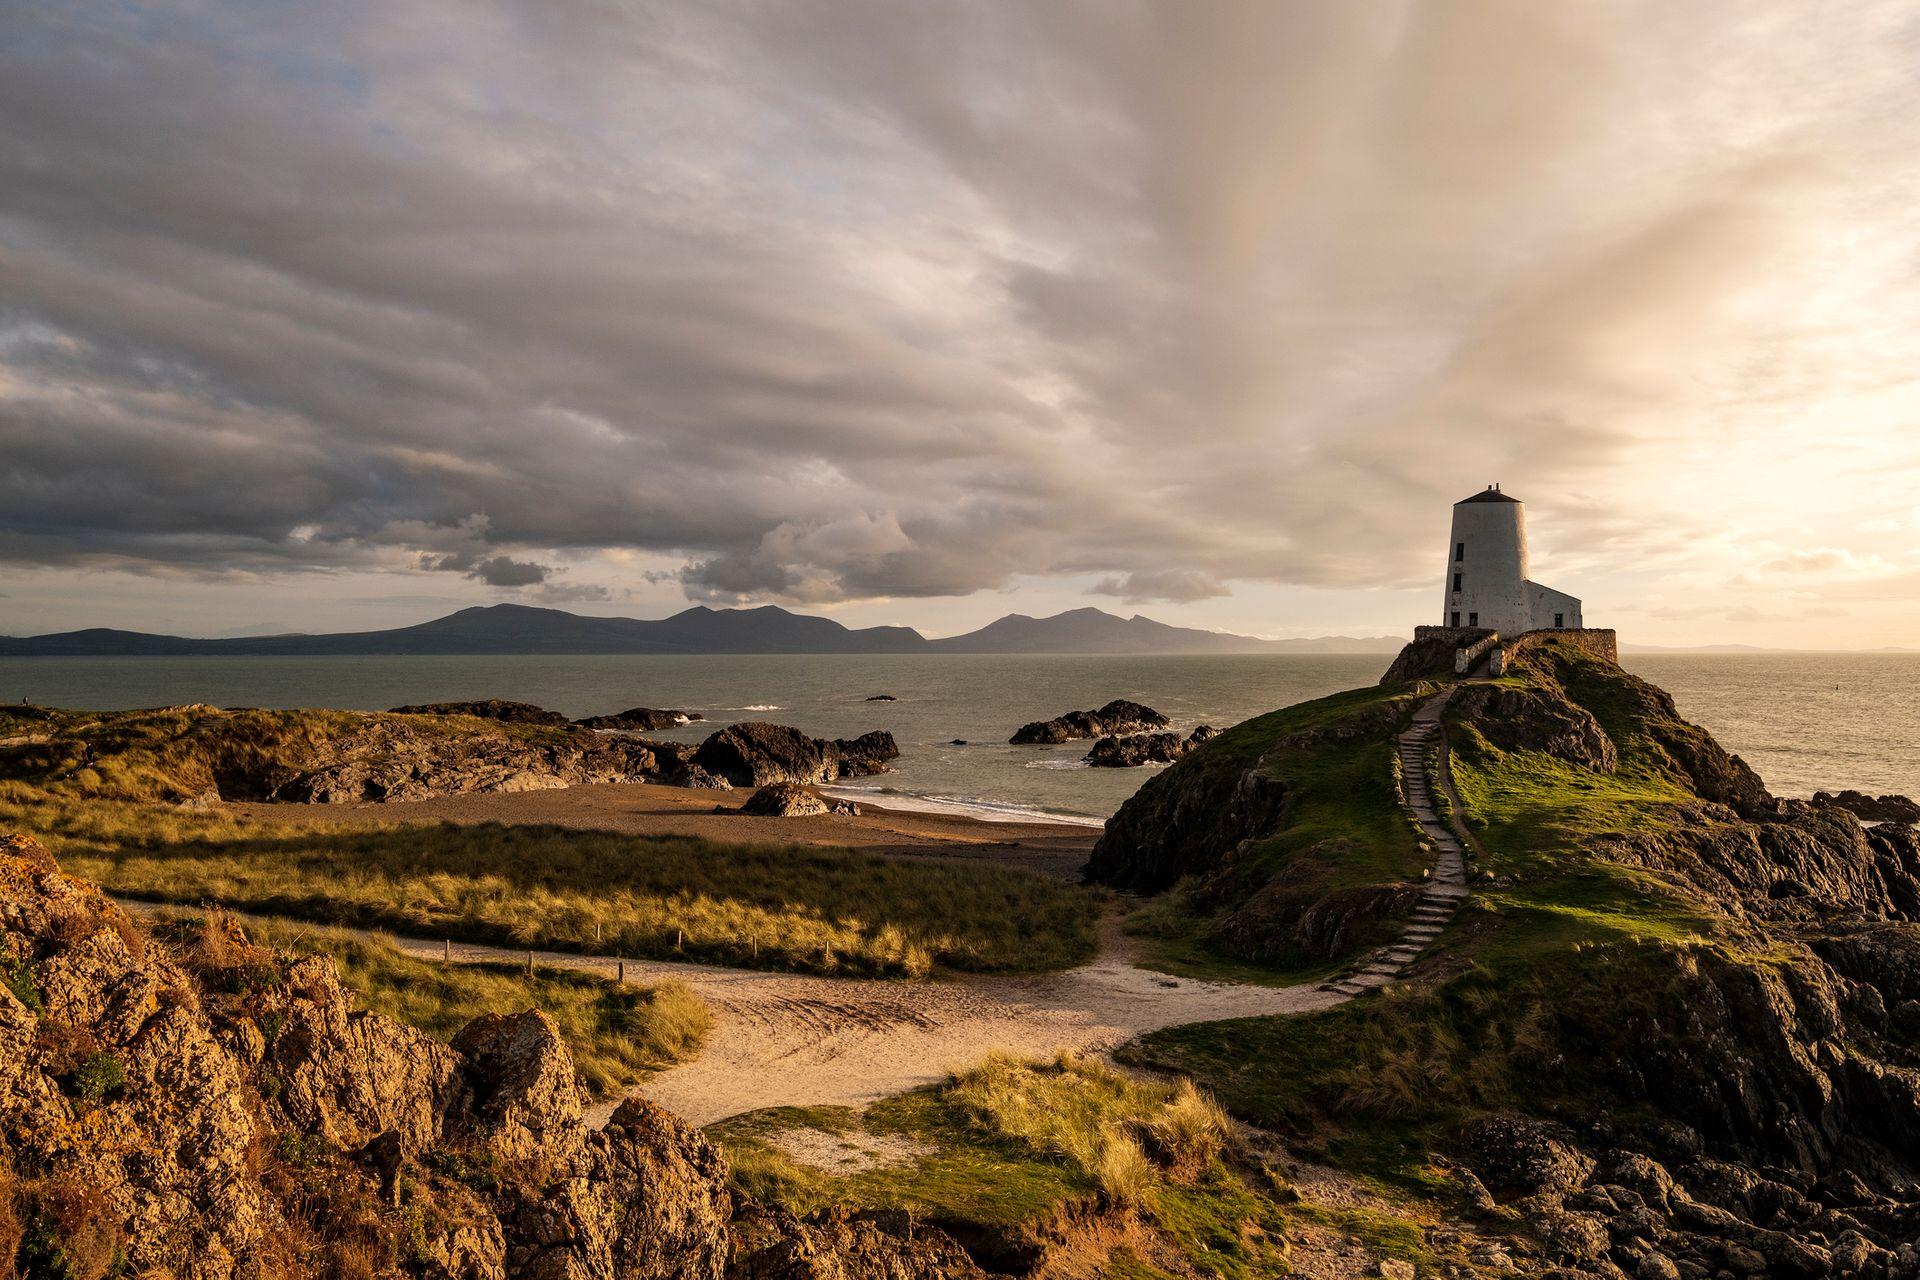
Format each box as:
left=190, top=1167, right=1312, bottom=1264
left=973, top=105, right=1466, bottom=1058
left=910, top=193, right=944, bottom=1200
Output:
left=1412, top=625, right=1496, bottom=646
left=1505, top=627, right=1619, bottom=666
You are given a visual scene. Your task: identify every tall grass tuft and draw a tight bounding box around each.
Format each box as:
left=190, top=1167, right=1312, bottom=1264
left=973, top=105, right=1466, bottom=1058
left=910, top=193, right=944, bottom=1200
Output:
left=945, top=1052, right=1231, bottom=1205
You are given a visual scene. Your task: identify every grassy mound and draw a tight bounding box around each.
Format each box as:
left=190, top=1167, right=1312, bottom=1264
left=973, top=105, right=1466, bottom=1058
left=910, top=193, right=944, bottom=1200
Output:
left=1095, top=683, right=1433, bottom=978
left=714, top=1053, right=1309, bottom=1277
left=1125, top=636, right=1919, bottom=1201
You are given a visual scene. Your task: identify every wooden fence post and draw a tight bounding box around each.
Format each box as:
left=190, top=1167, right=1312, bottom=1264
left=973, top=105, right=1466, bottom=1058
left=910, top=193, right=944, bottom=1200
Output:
left=443, top=939, right=450, bottom=963
left=617, top=960, right=625, bottom=986
left=526, top=951, right=533, bottom=978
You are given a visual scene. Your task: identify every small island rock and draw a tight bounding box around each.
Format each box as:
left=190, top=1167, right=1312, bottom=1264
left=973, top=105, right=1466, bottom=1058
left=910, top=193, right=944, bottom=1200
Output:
left=389, top=699, right=569, bottom=726
left=1085, top=725, right=1218, bottom=768
left=1010, top=699, right=1170, bottom=745
left=574, top=706, right=704, bottom=731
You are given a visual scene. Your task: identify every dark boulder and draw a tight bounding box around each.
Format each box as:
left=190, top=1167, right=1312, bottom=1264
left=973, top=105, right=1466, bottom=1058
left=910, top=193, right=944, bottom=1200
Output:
left=737, top=783, right=862, bottom=817
left=1085, top=725, right=1219, bottom=768
left=389, top=699, right=569, bottom=726
left=1011, top=699, right=1169, bottom=745
left=864, top=694, right=898, bottom=702
left=1815, top=790, right=1920, bottom=824
left=691, top=722, right=898, bottom=788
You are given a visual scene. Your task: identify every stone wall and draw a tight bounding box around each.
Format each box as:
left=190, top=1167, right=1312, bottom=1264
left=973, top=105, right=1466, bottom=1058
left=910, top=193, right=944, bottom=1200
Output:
left=1505, top=627, right=1619, bottom=666
left=1411, top=625, right=1496, bottom=646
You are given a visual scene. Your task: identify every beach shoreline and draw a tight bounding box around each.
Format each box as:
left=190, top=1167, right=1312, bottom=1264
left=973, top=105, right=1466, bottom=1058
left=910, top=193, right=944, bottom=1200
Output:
left=225, top=777, right=1100, bottom=880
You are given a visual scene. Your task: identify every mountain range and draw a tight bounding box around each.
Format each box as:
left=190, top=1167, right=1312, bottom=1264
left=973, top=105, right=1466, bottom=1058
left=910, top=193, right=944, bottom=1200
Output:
left=0, top=603, right=1404, bottom=657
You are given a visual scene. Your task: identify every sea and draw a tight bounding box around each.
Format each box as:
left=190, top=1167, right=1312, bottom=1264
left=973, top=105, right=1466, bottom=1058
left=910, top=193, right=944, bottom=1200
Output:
left=0, top=652, right=1914, bottom=825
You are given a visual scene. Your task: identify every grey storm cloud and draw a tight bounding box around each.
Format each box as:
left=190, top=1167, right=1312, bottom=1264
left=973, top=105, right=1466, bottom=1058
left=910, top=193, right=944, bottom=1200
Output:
left=2, top=1, right=1918, bottom=606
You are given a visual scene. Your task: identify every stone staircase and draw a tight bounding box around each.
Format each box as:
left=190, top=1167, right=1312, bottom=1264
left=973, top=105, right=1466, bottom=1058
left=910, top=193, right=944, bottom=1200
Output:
left=1320, top=687, right=1471, bottom=998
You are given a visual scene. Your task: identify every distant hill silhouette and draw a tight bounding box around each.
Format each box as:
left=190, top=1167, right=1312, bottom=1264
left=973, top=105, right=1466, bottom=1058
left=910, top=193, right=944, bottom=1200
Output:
left=0, top=602, right=1405, bottom=657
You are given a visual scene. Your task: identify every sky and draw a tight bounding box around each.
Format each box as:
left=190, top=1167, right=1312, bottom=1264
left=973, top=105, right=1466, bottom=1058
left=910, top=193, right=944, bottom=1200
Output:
left=3, top=1, right=1920, bottom=646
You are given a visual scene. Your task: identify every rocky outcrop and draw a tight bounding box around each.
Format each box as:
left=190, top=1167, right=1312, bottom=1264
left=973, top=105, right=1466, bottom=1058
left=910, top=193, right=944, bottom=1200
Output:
left=1449, top=682, right=1619, bottom=773
left=0, top=834, right=974, bottom=1278
left=0, top=706, right=877, bottom=805
left=730, top=1205, right=988, bottom=1279
left=575, top=707, right=705, bottom=731
left=692, top=722, right=899, bottom=789
left=1817, top=790, right=1920, bottom=825
left=1433, top=924, right=1920, bottom=1278
left=272, top=726, right=679, bottom=803
left=1090, top=758, right=1289, bottom=895
left=1010, top=700, right=1169, bottom=745
left=391, top=699, right=572, bottom=726
left=1085, top=725, right=1218, bottom=768
left=737, top=783, right=861, bottom=818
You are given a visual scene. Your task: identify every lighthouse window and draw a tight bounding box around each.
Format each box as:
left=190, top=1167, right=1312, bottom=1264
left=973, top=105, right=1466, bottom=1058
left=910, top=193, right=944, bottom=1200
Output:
left=1468, top=612, right=1478, bottom=627
left=1450, top=611, right=1460, bottom=627
left=1554, top=612, right=1564, bottom=628
left=1451, top=572, right=1461, bottom=592
left=1455, top=542, right=1464, bottom=562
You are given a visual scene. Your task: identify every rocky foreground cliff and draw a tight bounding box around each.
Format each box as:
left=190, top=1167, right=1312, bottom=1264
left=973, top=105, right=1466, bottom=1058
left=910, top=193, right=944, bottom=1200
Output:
left=0, top=834, right=974, bottom=1279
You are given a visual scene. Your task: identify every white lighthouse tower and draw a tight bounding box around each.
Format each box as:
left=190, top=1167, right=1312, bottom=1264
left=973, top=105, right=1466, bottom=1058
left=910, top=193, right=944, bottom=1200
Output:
left=1440, top=485, right=1581, bottom=634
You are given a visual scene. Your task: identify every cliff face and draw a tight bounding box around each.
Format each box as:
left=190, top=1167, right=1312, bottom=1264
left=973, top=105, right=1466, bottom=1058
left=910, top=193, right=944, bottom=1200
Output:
left=0, top=834, right=973, bottom=1279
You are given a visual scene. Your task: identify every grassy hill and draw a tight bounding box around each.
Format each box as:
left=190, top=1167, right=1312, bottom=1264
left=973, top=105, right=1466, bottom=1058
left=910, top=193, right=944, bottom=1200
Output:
left=1098, top=636, right=1920, bottom=1274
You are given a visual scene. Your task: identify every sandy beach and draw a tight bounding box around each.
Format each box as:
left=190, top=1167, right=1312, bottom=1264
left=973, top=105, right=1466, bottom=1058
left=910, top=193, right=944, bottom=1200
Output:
left=227, top=778, right=1100, bottom=879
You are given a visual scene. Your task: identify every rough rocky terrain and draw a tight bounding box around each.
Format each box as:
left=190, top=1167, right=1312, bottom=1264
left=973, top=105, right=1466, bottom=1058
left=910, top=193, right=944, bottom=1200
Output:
left=1817, top=790, right=1920, bottom=825
left=0, top=834, right=977, bottom=1278
left=1008, top=699, right=1169, bottom=745
left=0, top=705, right=902, bottom=808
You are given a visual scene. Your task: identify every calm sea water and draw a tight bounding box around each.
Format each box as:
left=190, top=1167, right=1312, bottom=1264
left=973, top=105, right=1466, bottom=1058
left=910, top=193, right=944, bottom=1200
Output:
left=0, top=652, right=1913, bottom=822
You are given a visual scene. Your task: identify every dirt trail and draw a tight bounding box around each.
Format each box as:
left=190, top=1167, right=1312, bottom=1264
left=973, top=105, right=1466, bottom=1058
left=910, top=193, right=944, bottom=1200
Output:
left=378, top=917, right=1341, bottom=1126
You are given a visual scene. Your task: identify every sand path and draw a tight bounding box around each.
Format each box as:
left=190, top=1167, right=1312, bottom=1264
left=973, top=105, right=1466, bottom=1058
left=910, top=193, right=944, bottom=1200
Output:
left=381, top=916, right=1340, bottom=1126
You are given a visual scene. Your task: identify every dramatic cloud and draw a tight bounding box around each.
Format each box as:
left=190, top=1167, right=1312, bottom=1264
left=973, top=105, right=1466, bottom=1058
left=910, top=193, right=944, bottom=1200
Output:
left=1090, top=571, right=1230, bottom=605
left=2, top=0, right=1919, bottom=642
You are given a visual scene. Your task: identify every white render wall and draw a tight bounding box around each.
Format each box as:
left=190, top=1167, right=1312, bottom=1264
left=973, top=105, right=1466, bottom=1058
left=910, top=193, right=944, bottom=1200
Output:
left=1442, top=498, right=1533, bottom=634
left=1526, top=581, right=1583, bottom=630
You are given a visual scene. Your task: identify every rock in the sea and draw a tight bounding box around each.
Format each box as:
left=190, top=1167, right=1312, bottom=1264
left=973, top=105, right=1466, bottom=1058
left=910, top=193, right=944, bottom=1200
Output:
left=0, top=833, right=975, bottom=1278
left=389, top=698, right=571, bottom=726
left=1085, top=725, right=1218, bottom=768
left=864, top=694, right=898, bottom=701
left=691, top=721, right=898, bottom=788
left=1010, top=699, right=1170, bottom=745
left=1815, top=789, right=1920, bottom=824
left=574, top=706, right=704, bottom=731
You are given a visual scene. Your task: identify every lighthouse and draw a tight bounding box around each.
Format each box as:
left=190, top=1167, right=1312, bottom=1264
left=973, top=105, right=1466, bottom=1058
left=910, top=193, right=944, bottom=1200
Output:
left=1440, top=485, right=1581, bottom=635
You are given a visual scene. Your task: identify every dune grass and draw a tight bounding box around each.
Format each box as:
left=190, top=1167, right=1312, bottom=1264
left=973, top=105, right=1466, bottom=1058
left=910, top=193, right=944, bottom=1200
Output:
left=1, top=789, right=1103, bottom=978
left=212, top=913, right=711, bottom=1098
left=713, top=1052, right=1443, bottom=1278
left=717, top=1052, right=1234, bottom=1215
